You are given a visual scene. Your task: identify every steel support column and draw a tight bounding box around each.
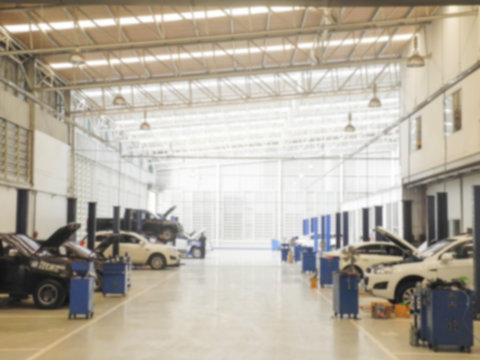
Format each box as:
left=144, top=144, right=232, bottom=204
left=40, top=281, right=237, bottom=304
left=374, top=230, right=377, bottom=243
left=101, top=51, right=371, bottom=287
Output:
left=472, top=186, right=480, bottom=319
left=87, top=202, right=96, bottom=251
left=436, top=192, right=448, bottom=240
left=403, top=200, right=413, bottom=243
left=375, top=206, right=384, bottom=241
left=325, top=215, right=331, bottom=252
left=343, top=211, right=349, bottom=247
left=16, top=189, right=29, bottom=235
left=124, top=208, right=132, bottom=231
left=312, top=217, right=319, bottom=253
left=335, top=212, right=341, bottom=249
left=362, top=207, right=369, bottom=242
left=427, top=195, right=435, bottom=245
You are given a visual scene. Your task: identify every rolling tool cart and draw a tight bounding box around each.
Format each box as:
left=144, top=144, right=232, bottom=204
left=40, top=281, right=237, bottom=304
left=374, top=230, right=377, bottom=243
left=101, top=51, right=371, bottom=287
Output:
left=319, top=256, right=339, bottom=287
left=69, top=261, right=95, bottom=319
left=302, top=248, right=316, bottom=272
left=333, top=271, right=358, bottom=319
left=294, top=244, right=302, bottom=262
left=280, top=244, right=290, bottom=262
left=410, top=280, right=473, bottom=353
left=102, top=257, right=130, bottom=296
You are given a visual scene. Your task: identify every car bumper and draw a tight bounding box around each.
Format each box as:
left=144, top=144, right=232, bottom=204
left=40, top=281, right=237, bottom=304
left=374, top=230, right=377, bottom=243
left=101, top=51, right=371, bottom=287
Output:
left=364, top=274, right=395, bottom=300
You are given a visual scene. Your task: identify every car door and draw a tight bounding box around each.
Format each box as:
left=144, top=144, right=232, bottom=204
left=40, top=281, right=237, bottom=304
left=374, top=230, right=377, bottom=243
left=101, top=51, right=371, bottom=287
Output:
left=436, top=241, right=474, bottom=287
left=119, top=235, right=145, bottom=264
left=384, top=245, right=406, bottom=263
left=355, top=244, right=388, bottom=272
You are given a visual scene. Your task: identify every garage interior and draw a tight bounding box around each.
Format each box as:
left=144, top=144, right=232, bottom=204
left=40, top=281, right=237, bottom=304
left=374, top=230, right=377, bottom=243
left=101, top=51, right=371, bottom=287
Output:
left=1, top=0, right=480, bottom=359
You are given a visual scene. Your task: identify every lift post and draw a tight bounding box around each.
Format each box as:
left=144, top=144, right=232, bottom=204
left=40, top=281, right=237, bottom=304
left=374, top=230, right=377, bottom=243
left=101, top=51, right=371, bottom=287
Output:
left=473, top=186, right=480, bottom=319
left=112, top=206, right=120, bottom=257
left=343, top=211, right=349, bottom=247
left=375, top=206, right=384, bottom=241
left=362, top=208, right=369, bottom=242
left=436, top=192, right=448, bottom=239
left=87, top=202, right=96, bottom=251
left=124, top=208, right=132, bottom=231
left=335, top=212, right=341, bottom=249
left=427, top=195, right=435, bottom=245
left=16, top=189, right=29, bottom=235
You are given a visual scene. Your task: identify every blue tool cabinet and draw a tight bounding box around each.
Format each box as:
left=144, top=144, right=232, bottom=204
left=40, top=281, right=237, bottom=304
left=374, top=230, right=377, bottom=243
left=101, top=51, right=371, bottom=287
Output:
left=425, top=289, right=473, bottom=352
left=294, top=245, right=302, bottom=262
left=333, top=272, right=358, bottom=319
left=103, top=261, right=129, bottom=296
left=302, top=248, right=316, bottom=272
left=69, top=278, right=94, bottom=319
left=319, top=257, right=339, bottom=287
left=280, top=244, right=290, bottom=262
left=69, top=261, right=95, bottom=319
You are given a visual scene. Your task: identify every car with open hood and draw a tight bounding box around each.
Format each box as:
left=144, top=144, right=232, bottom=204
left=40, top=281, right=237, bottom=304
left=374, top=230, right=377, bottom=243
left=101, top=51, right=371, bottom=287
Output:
left=39, top=226, right=115, bottom=291
left=0, top=223, right=80, bottom=309
left=323, top=232, right=413, bottom=278
left=83, top=231, right=180, bottom=270
left=165, top=228, right=208, bottom=258
left=364, top=227, right=473, bottom=305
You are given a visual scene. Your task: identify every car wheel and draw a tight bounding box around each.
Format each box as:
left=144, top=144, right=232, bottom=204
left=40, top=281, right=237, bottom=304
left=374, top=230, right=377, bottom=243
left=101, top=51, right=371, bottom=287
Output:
left=162, top=229, right=174, bottom=242
left=396, top=281, right=417, bottom=305
left=191, top=247, right=203, bottom=259
left=149, top=254, right=166, bottom=270
left=33, top=279, right=66, bottom=309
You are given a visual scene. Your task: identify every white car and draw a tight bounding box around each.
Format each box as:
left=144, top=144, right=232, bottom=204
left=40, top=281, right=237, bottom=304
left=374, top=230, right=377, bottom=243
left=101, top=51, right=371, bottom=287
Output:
left=365, top=227, right=473, bottom=305
left=324, top=239, right=409, bottom=278
left=83, top=231, right=180, bottom=270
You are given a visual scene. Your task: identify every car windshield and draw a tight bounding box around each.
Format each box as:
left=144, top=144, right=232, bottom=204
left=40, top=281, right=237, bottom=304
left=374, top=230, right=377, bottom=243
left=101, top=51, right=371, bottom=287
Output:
left=421, top=239, right=455, bottom=257
left=65, top=242, right=94, bottom=258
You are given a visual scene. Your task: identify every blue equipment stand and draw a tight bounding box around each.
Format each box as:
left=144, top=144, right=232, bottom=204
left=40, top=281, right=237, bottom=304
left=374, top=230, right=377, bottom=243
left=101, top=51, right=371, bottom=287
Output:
left=280, top=244, right=290, bottom=262
left=302, top=248, right=316, bottom=272
left=333, top=271, right=358, bottom=319
left=294, top=245, right=302, bottom=262
left=410, top=285, right=428, bottom=346
left=425, top=288, right=473, bottom=352
left=103, top=260, right=129, bottom=296
left=319, top=257, right=339, bottom=287
left=69, top=262, right=95, bottom=319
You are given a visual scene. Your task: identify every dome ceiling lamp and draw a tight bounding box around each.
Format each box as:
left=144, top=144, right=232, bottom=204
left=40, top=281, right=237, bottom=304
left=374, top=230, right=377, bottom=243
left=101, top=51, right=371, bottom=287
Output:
left=368, top=83, right=381, bottom=108
left=140, top=111, right=151, bottom=130
left=344, top=112, right=355, bottom=133
left=407, top=34, right=425, bottom=68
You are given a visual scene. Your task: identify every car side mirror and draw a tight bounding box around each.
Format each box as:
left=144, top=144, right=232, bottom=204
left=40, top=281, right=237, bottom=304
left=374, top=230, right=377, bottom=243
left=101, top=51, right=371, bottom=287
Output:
left=441, top=252, right=455, bottom=263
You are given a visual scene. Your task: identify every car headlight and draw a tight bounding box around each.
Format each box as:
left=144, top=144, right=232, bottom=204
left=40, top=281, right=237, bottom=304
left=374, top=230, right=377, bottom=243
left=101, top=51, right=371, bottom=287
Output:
left=373, top=266, right=394, bottom=275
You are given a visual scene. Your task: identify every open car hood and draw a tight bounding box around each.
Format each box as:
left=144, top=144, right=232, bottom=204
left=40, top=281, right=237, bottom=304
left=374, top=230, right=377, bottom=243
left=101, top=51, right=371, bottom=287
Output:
left=162, top=206, right=177, bottom=219
left=40, top=223, right=81, bottom=249
left=375, top=226, right=421, bottom=257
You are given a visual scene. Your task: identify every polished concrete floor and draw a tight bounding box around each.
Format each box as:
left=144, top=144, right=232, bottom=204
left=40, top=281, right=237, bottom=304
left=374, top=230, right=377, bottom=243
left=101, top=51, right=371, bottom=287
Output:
left=1, top=250, right=480, bottom=360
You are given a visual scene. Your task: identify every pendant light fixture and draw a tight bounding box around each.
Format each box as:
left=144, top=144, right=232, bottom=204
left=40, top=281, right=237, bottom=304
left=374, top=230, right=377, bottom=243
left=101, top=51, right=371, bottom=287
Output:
left=140, top=111, right=151, bottom=130
left=344, top=112, right=355, bottom=133
left=407, top=34, right=425, bottom=68
left=113, top=91, right=127, bottom=106
left=368, top=83, right=381, bottom=108
left=69, top=48, right=85, bottom=66
left=69, top=10, right=85, bottom=66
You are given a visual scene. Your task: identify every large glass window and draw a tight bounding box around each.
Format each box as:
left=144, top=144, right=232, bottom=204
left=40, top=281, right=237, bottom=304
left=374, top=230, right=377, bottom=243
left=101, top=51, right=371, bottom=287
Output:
left=444, top=89, right=462, bottom=136
left=410, top=116, right=422, bottom=152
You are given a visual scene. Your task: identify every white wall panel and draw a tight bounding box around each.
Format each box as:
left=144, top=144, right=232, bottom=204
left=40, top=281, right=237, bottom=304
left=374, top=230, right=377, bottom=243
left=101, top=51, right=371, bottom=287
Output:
left=34, top=193, right=66, bottom=239
left=0, top=186, right=16, bottom=232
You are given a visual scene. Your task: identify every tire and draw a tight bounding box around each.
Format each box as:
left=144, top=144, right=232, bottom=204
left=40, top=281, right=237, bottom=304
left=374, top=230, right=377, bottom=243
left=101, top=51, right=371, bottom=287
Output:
left=161, top=229, right=175, bottom=242
left=149, top=254, right=166, bottom=270
left=395, top=281, right=417, bottom=305
left=191, top=247, right=203, bottom=259
left=33, top=279, right=66, bottom=310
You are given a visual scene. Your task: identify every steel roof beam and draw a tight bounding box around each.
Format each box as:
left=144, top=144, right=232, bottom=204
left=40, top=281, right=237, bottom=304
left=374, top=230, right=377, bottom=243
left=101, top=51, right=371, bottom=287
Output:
left=39, top=56, right=403, bottom=92
left=2, top=11, right=475, bottom=58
